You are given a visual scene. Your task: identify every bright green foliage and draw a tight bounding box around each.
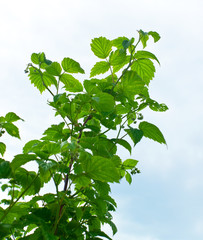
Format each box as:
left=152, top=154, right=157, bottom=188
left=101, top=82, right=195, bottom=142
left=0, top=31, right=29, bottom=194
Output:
left=61, top=57, right=85, bottom=74
left=1, top=30, right=168, bottom=240
left=91, top=37, right=112, bottom=59
left=139, top=121, right=166, bottom=144
left=90, top=61, right=110, bottom=77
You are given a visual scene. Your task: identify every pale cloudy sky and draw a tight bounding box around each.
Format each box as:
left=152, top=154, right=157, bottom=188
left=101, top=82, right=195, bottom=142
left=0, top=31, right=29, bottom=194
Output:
left=0, top=0, right=203, bottom=239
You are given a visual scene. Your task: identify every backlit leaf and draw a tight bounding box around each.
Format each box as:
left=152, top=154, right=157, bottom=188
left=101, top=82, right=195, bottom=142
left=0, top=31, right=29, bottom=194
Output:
left=147, top=99, right=169, bottom=112
left=90, top=61, right=110, bottom=78
left=111, top=37, right=129, bottom=49
left=139, top=121, right=166, bottom=144
left=11, top=154, right=37, bottom=171
left=91, top=37, right=112, bottom=59
left=2, top=122, right=20, bottom=139
left=125, top=171, right=132, bottom=184
left=92, top=92, right=115, bottom=114
left=41, top=142, right=61, bottom=155
left=131, top=59, right=155, bottom=85
left=119, top=70, right=145, bottom=98
left=60, top=73, right=83, bottom=92
left=148, top=31, right=161, bottom=42
left=84, top=79, right=101, bottom=94
left=112, top=55, right=130, bottom=73
left=31, top=53, right=40, bottom=64
left=45, top=62, right=62, bottom=76
left=138, top=30, right=160, bottom=48
left=61, top=57, right=85, bottom=74
left=93, top=138, right=117, bottom=158
left=23, top=140, right=41, bottom=154
left=84, top=156, right=120, bottom=183
left=5, top=112, right=23, bottom=123
left=123, top=159, right=138, bottom=169
left=109, top=49, right=126, bottom=66
left=138, top=30, right=149, bottom=48
left=28, top=68, right=57, bottom=93
left=134, top=50, right=160, bottom=65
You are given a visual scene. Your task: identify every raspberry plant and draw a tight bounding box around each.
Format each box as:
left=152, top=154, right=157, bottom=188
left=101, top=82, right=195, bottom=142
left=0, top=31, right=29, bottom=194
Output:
left=0, top=30, right=168, bottom=239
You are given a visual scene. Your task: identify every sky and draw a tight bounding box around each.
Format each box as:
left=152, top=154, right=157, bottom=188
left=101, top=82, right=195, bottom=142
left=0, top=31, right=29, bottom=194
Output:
left=0, top=0, right=203, bottom=239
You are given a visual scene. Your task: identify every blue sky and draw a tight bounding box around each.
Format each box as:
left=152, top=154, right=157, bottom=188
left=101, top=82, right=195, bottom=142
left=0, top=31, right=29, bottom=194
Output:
left=0, top=0, right=203, bottom=239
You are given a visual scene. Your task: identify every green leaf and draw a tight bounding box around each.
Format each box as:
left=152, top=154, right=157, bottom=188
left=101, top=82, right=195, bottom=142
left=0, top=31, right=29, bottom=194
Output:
left=111, top=37, right=129, bottom=49
left=119, top=70, right=145, bottom=98
left=60, top=73, right=83, bottom=92
left=31, top=53, right=52, bottom=69
left=42, top=122, right=65, bottom=141
left=91, top=37, right=112, bottom=59
left=38, top=160, right=58, bottom=181
left=123, top=159, right=138, bottom=169
left=106, top=219, right=117, bottom=235
left=2, top=122, right=20, bottom=138
left=112, top=55, right=131, bottom=73
left=131, top=59, right=155, bottom=85
left=5, top=112, right=23, bottom=123
left=0, top=142, right=6, bottom=156
left=0, top=159, right=11, bottom=178
left=115, top=104, right=128, bottom=114
left=41, top=142, right=61, bottom=155
left=61, top=57, right=85, bottom=74
left=28, top=68, right=57, bottom=93
left=93, top=138, right=117, bottom=158
left=90, top=61, right=110, bottom=78
left=84, top=79, right=101, bottom=94
left=139, top=121, right=166, bottom=144
left=93, top=181, right=111, bottom=196
left=23, top=140, right=41, bottom=154
left=125, top=171, right=132, bottom=184
left=11, top=154, right=37, bottom=171
left=111, top=138, right=131, bottom=154
left=134, top=50, right=160, bottom=65
left=92, top=92, right=115, bottom=114
left=74, top=175, right=91, bottom=187
left=45, top=62, right=62, bottom=76
left=122, top=38, right=134, bottom=49
left=0, top=116, right=5, bottom=123
left=138, top=30, right=149, bottom=48
left=109, top=49, right=126, bottom=66
left=15, top=169, right=41, bottom=195
left=84, top=156, right=120, bottom=183
left=138, top=30, right=160, bottom=48
left=31, top=53, right=40, bottom=64
left=148, top=31, right=161, bottom=42
left=147, top=99, right=169, bottom=112
left=124, top=126, right=143, bottom=146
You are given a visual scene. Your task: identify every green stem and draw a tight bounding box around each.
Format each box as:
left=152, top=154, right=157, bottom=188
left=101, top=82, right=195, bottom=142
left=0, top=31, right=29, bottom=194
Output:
left=120, top=133, right=128, bottom=139
left=56, top=78, right=60, bottom=95
left=106, top=58, right=114, bottom=83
